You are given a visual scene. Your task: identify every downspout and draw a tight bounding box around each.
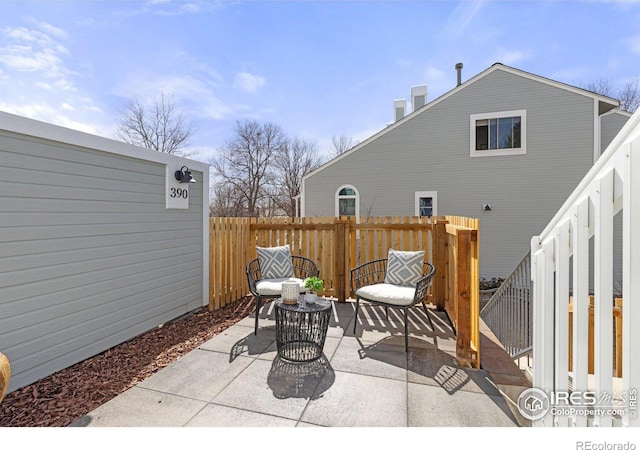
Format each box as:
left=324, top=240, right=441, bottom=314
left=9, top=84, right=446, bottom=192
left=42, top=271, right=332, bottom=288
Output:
left=300, top=178, right=306, bottom=217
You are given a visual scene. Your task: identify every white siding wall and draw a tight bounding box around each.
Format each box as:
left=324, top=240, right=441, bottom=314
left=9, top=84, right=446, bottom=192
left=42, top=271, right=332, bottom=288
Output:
left=0, top=115, right=209, bottom=392
left=304, top=68, right=619, bottom=278
left=601, top=110, right=632, bottom=155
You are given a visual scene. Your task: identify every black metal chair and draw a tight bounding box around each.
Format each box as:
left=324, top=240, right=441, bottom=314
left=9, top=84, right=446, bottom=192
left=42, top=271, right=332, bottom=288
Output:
left=350, top=258, right=436, bottom=352
left=246, top=255, right=319, bottom=335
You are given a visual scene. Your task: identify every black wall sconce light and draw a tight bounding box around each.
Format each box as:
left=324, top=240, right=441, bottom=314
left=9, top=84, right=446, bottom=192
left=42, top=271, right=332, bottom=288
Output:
left=175, top=166, right=196, bottom=184
left=483, top=204, right=492, bottom=211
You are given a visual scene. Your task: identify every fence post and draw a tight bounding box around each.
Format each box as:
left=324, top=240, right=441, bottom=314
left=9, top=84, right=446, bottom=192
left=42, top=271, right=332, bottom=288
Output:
left=470, top=229, right=480, bottom=368
left=432, top=218, right=448, bottom=310
left=455, top=229, right=472, bottom=367
left=334, top=217, right=348, bottom=302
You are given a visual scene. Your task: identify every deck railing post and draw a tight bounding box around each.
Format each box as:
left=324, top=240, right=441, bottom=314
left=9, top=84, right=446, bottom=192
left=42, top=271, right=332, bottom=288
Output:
left=623, top=139, right=640, bottom=427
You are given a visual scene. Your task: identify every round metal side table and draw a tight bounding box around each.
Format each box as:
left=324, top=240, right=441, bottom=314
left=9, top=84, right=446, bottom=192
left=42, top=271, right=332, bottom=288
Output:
left=274, top=297, right=331, bottom=362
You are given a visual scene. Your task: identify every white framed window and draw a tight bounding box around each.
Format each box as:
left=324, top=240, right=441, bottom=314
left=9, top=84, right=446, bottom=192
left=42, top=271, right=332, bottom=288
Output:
left=415, top=191, right=437, bottom=218
left=335, top=185, right=359, bottom=217
left=470, top=110, right=526, bottom=157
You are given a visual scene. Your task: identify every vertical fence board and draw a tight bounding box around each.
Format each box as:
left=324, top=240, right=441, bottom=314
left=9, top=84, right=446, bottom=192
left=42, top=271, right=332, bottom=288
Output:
left=455, top=229, right=472, bottom=366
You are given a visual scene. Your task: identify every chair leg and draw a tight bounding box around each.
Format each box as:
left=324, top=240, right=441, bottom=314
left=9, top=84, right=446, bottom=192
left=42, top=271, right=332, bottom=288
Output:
left=385, top=306, right=389, bottom=319
left=353, top=297, right=360, bottom=334
left=404, top=309, right=409, bottom=352
left=422, top=301, right=434, bottom=330
left=254, top=296, right=262, bottom=335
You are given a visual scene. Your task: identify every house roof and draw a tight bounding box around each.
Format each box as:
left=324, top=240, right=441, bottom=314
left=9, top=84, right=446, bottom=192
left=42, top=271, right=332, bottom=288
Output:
left=304, top=63, right=621, bottom=181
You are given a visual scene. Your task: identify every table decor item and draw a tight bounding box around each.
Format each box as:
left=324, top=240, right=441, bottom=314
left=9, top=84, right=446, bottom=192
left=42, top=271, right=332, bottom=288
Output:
left=304, top=276, right=324, bottom=303
left=281, top=280, right=300, bottom=305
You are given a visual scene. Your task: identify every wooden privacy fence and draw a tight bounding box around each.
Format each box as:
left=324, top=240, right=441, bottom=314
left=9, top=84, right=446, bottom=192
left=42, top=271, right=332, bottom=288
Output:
left=568, top=296, right=623, bottom=378
left=210, top=215, right=480, bottom=367
left=437, top=216, right=481, bottom=368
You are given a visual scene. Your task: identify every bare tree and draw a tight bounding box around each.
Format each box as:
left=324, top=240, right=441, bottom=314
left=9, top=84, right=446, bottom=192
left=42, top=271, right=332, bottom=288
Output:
left=210, top=120, right=287, bottom=217
left=583, top=77, right=639, bottom=113
left=209, top=183, right=244, bottom=217
left=617, top=79, right=640, bottom=113
left=332, top=134, right=358, bottom=156
left=272, top=137, right=326, bottom=216
left=116, top=92, right=195, bottom=155
left=584, top=77, right=615, bottom=97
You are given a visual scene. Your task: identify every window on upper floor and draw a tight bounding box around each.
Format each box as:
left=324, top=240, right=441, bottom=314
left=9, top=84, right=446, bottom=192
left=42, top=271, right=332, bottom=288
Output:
left=470, top=110, right=527, bottom=157
left=335, top=185, right=359, bottom=217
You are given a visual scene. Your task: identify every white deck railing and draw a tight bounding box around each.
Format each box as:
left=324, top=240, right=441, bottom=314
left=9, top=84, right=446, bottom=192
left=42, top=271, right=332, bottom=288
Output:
left=480, top=253, right=532, bottom=360
left=531, top=109, right=640, bottom=426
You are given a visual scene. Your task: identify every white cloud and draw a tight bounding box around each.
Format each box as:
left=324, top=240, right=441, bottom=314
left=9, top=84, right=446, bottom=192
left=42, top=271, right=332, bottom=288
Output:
left=35, top=81, right=54, bottom=91
left=440, top=0, right=485, bottom=40
left=0, top=101, right=97, bottom=134
left=0, top=19, right=108, bottom=137
left=148, top=0, right=207, bottom=16
left=234, top=72, right=266, bottom=93
left=114, top=71, right=235, bottom=120
left=0, top=28, right=69, bottom=73
left=32, top=20, right=70, bottom=41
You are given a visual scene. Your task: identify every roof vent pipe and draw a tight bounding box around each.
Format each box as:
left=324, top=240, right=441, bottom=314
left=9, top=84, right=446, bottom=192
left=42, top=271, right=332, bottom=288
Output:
left=455, top=62, right=463, bottom=86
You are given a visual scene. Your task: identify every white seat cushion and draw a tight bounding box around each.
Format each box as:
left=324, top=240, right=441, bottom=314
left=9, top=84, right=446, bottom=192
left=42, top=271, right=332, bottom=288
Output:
left=255, top=277, right=308, bottom=296
left=355, top=283, right=416, bottom=307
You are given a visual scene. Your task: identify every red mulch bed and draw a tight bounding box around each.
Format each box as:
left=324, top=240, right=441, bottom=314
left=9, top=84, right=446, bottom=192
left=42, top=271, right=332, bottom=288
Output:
left=0, top=296, right=254, bottom=427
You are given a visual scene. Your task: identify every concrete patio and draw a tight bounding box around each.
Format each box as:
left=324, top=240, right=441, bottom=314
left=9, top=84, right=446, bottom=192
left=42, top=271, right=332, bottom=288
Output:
left=71, top=299, right=530, bottom=427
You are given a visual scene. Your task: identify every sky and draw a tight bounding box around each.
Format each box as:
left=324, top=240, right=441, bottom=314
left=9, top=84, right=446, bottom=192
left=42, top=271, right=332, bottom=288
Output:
left=1, top=0, right=640, bottom=165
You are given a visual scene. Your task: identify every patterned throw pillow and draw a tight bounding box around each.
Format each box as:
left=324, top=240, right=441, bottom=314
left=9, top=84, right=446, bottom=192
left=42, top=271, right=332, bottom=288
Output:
left=384, top=249, right=425, bottom=287
left=256, top=245, right=294, bottom=279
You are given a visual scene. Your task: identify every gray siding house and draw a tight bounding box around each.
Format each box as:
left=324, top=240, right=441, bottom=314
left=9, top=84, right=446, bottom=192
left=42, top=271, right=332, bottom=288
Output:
left=301, top=64, right=630, bottom=279
left=0, top=112, right=210, bottom=392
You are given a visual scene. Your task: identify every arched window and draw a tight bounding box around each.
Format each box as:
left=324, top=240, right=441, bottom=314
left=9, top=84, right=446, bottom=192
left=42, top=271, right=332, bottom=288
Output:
left=335, top=185, right=359, bottom=217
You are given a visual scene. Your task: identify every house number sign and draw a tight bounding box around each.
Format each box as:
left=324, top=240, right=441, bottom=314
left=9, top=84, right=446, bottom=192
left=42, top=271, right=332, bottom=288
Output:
left=170, top=187, right=189, bottom=199
left=166, top=165, right=190, bottom=209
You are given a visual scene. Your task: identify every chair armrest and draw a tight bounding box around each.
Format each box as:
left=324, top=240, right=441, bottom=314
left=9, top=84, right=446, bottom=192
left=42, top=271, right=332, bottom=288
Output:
left=412, top=262, right=436, bottom=303
left=246, top=258, right=261, bottom=296
left=292, top=255, right=320, bottom=279
left=350, top=259, right=388, bottom=293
